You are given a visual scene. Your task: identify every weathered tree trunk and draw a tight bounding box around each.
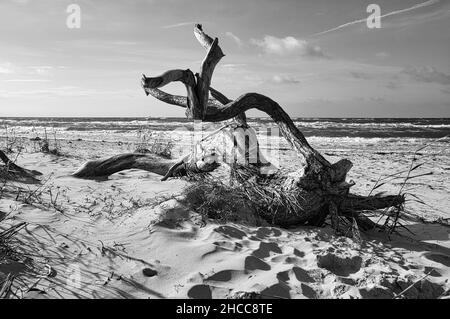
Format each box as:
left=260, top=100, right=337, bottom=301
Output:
left=72, top=153, right=220, bottom=180
left=72, top=24, right=404, bottom=228
left=0, top=150, right=42, bottom=183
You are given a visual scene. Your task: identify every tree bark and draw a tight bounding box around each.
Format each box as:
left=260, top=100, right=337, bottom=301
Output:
left=72, top=153, right=219, bottom=180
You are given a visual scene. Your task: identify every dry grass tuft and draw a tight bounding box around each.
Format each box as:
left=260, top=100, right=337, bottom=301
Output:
left=135, top=130, right=174, bottom=159
left=0, top=154, right=51, bottom=299
left=368, top=137, right=448, bottom=236
left=0, top=173, right=27, bottom=299
left=33, top=128, right=63, bottom=156
left=181, top=165, right=311, bottom=226
left=181, top=157, right=426, bottom=235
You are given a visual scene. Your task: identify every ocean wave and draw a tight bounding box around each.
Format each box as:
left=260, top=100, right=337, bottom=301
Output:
left=1, top=117, right=449, bottom=139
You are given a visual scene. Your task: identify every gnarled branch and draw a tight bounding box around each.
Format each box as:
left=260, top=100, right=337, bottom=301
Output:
left=72, top=153, right=219, bottom=179
left=194, top=24, right=225, bottom=119
left=186, top=92, right=329, bottom=170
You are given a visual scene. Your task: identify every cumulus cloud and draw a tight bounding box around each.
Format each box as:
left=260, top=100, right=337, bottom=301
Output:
left=225, top=32, right=243, bottom=47
left=250, top=35, right=326, bottom=58
left=403, top=66, right=450, bottom=85
left=271, top=74, right=300, bottom=84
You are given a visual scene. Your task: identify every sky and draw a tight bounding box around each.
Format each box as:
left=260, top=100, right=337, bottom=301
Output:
left=0, top=0, right=449, bottom=117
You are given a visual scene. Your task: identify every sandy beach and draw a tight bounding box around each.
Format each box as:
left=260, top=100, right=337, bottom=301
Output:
left=1, top=0, right=450, bottom=306
left=1, top=128, right=448, bottom=299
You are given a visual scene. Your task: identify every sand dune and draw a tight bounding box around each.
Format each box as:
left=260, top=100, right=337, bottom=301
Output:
left=0, top=138, right=449, bottom=299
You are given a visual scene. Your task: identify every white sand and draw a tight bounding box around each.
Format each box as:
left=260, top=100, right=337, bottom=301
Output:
left=0, top=137, right=449, bottom=299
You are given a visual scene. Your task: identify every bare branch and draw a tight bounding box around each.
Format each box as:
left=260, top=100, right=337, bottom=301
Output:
left=194, top=24, right=224, bottom=56
left=185, top=92, right=330, bottom=168
left=193, top=24, right=225, bottom=119
left=142, top=69, right=195, bottom=89
left=72, top=153, right=218, bottom=179
left=141, top=76, right=231, bottom=111
left=142, top=87, right=188, bottom=108
left=209, top=87, right=247, bottom=126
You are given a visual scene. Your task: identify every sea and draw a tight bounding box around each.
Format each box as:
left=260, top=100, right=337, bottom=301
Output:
left=1, top=116, right=449, bottom=156
left=1, top=117, right=449, bottom=137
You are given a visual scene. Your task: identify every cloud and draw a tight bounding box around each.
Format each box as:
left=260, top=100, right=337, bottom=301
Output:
left=349, top=71, right=372, bottom=80
left=225, top=32, right=243, bottom=47
left=0, top=63, right=57, bottom=76
left=354, top=96, right=386, bottom=103
left=29, top=66, right=53, bottom=75
left=385, top=81, right=402, bottom=90
left=441, top=87, right=450, bottom=94
left=0, top=62, right=15, bottom=74
left=250, top=35, right=326, bottom=58
left=111, top=41, right=138, bottom=46
left=11, top=0, right=30, bottom=5
left=403, top=66, right=450, bottom=85
left=221, top=63, right=247, bottom=68
left=162, top=22, right=196, bottom=29
left=271, top=74, right=300, bottom=84
left=0, top=87, right=137, bottom=98
left=311, top=0, right=446, bottom=37
left=3, top=79, right=51, bottom=82
left=376, top=52, right=390, bottom=58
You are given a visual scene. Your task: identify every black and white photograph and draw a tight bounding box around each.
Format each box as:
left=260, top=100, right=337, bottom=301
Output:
left=0, top=0, right=449, bottom=306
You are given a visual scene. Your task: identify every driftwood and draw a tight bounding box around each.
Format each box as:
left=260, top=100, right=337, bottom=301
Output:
left=72, top=153, right=219, bottom=180
left=72, top=24, right=404, bottom=227
left=0, top=150, right=42, bottom=183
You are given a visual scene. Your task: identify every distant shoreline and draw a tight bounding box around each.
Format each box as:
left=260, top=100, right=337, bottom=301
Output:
left=1, top=117, right=449, bottom=139
left=1, top=116, right=449, bottom=120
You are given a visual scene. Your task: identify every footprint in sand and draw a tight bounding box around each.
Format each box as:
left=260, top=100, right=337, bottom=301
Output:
left=359, top=286, right=394, bottom=299
left=254, top=227, right=282, bottom=240
left=252, top=242, right=282, bottom=259
left=276, top=270, right=290, bottom=282
left=293, top=248, right=305, bottom=258
left=202, top=241, right=243, bottom=259
left=205, top=270, right=236, bottom=282
left=260, top=282, right=290, bottom=299
left=283, top=256, right=300, bottom=264
left=213, top=241, right=243, bottom=251
left=245, top=256, right=271, bottom=271
left=300, top=283, right=317, bottom=299
left=316, top=253, right=362, bottom=277
left=142, top=268, right=158, bottom=277
left=292, top=267, right=314, bottom=283
left=214, top=226, right=246, bottom=239
left=187, top=284, right=212, bottom=299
